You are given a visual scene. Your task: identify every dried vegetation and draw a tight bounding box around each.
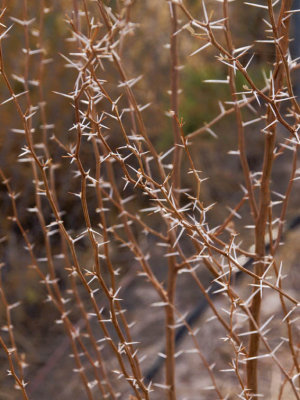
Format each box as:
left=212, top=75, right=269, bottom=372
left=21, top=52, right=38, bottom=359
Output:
left=0, top=0, right=300, bottom=399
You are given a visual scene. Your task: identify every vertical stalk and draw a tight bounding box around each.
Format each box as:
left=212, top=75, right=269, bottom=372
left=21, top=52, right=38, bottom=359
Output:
left=222, top=0, right=258, bottom=220
left=165, top=255, right=177, bottom=400
left=170, top=2, right=181, bottom=203
left=164, top=3, right=182, bottom=399
left=247, top=0, right=293, bottom=394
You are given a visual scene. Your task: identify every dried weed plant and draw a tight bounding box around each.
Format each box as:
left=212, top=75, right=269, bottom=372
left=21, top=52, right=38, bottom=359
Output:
left=0, top=0, right=299, bottom=399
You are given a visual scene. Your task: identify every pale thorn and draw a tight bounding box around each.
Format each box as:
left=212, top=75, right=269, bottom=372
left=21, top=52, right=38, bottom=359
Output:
left=244, top=2, right=268, bottom=9
left=1, top=90, right=28, bottom=105
left=189, top=42, right=211, bottom=57
left=52, top=90, right=75, bottom=100
left=10, top=16, right=35, bottom=26
left=0, top=24, right=13, bottom=40
left=202, top=0, right=209, bottom=23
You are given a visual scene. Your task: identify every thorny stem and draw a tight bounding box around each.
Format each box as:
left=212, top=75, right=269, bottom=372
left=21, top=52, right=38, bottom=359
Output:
left=163, top=3, right=182, bottom=399
left=0, top=2, right=299, bottom=400
left=170, top=2, right=182, bottom=203
left=247, top=0, right=294, bottom=394
left=222, top=0, right=258, bottom=221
